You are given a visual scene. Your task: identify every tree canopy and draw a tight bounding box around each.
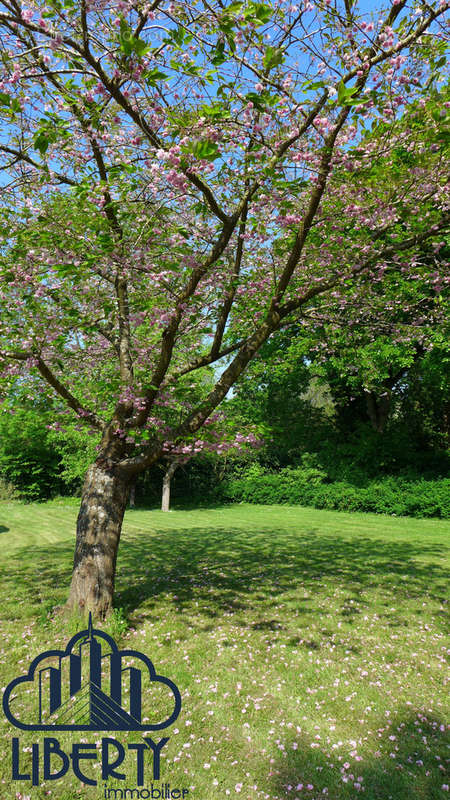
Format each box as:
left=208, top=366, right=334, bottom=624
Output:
left=0, top=0, right=448, bottom=614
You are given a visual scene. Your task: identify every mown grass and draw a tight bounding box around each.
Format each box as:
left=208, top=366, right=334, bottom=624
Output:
left=0, top=501, right=448, bottom=800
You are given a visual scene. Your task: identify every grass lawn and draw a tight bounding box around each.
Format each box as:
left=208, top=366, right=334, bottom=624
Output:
left=0, top=501, right=448, bottom=800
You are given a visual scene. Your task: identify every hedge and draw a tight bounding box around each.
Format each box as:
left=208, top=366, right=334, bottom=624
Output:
left=218, top=465, right=450, bottom=518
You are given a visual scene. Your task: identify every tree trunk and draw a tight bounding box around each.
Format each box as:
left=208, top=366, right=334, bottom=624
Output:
left=161, top=461, right=179, bottom=512
left=129, top=481, right=136, bottom=508
left=365, top=390, right=391, bottom=433
left=66, top=462, right=130, bottom=618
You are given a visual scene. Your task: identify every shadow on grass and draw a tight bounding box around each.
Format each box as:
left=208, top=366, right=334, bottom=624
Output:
left=271, top=712, right=449, bottom=800
left=1, top=522, right=448, bottom=626
left=0, top=525, right=8, bottom=533
left=117, top=526, right=448, bottom=617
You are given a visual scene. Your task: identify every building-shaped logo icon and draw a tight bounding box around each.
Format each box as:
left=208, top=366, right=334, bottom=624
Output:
left=3, top=614, right=181, bottom=732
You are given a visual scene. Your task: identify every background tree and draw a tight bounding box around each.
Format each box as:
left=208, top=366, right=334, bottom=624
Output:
left=0, top=0, right=448, bottom=616
left=159, top=421, right=260, bottom=511
left=0, top=396, right=63, bottom=500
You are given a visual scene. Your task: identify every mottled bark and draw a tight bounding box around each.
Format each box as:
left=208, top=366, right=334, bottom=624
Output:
left=66, top=462, right=130, bottom=618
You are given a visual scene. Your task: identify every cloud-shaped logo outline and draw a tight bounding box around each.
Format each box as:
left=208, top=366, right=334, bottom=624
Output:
left=2, top=626, right=182, bottom=732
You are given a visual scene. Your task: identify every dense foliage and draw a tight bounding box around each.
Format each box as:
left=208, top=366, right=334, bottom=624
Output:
left=0, top=0, right=448, bottom=474
left=218, top=464, right=450, bottom=517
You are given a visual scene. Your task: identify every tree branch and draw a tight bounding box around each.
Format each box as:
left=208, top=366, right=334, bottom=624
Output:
left=0, top=145, right=77, bottom=186
left=279, top=214, right=450, bottom=319
left=0, top=348, right=103, bottom=428
left=210, top=203, right=248, bottom=360
left=35, top=358, right=103, bottom=429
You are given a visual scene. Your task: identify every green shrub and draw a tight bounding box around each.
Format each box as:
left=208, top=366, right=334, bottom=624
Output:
left=219, top=465, right=450, bottom=519
left=49, top=425, right=99, bottom=494
left=0, top=407, right=63, bottom=500
left=0, top=476, right=19, bottom=501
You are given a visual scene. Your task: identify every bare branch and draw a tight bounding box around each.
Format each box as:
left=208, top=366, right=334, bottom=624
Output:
left=0, top=145, right=77, bottom=186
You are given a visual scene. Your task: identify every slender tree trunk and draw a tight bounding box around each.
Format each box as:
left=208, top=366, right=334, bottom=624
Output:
left=129, top=481, right=136, bottom=508
left=365, top=390, right=391, bottom=433
left=161, top=461, right=179, bottom=512
left=66, top=462, right=130, bottom=618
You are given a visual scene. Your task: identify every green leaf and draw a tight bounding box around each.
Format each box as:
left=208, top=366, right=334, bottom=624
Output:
left=263, top=46, right=284, bottom=70
left=119, top=20, right=133, bottom=55
left=227, top=1, right=243, bottom=13
left=212, top=40, right=226, bottom=66
left=244, top=2, right=272, bottom=24
left=219, top=0, right=243, bottom=33
left=337, top=80, right=346, bottom=104
left=0, top=92, right=10, bottom=106
left=202, top=69, right=216, bottom=85
left=133, top=37, right=150, bottom=57
left=164, top=25, right=192, bottom=48
left=337, top=80, right=360, bottom=106
left=305, top=80, right=326, bottom=91
left=226, top=33, right=236, bottom=53
left=202, top=103, right=231, bottom=119
left=192, top=140, right=220, bottom=161
left=245, top=91, right=266, bottom=111
left=183, top=62, right=201, bottom=76
left=145, top=68, right=168, bottom=85
left=245, top=90, right=278, bottom=110
left=34, top=132, right=50, bottom=155
left=118, top=19, right=149, bottom=58
left=193, top=201, right=209, bottom=214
